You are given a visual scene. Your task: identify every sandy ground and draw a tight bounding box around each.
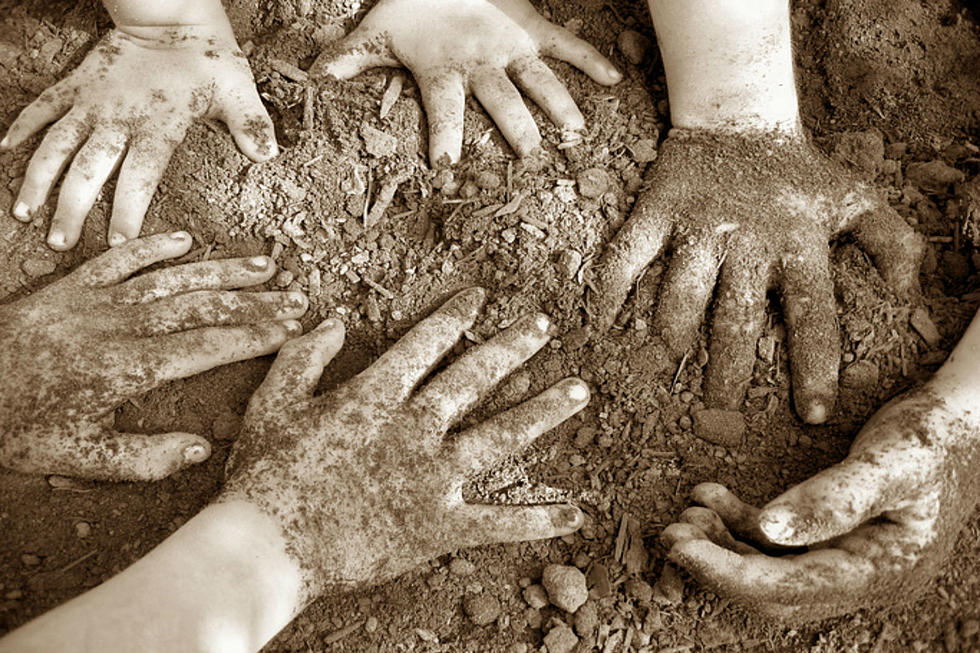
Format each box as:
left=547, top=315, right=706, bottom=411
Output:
left=2, top=0, right=980, bottom=651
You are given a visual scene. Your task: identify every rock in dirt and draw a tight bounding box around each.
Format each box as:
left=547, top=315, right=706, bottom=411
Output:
left=577, top=167, right=611, bottom=199
left=542, top=564, right=588, bottom=613
left=523, top=584, right=548, bottom=609
left=587, top=563, right=611, bottom=599
left=653, top=564, right=684, bottom=605
left=628, top=138, right=658, bottom=163
left=556, top=249, right=582, bottom=279
left=905, top=160, right=965, bottom=192
left=463, top=593, right=500, bottom=626
left=832, top=130, right=884, bottom=176
left=21, top=259, right=56, bottom=277
left=617, top=29, right=651, bottom=65
left=474, top=170, right=502, bottom=190
left=360, top=124, right=397, bottom=158
left=910, top=307, right=942, bottom=348
left=692, top=409, right=745, bottom=447
left=543, top=622, right=579, bottom=653
left=574, top=601, right=598, bottom=638
left=449, top=557, right=475, bottom=576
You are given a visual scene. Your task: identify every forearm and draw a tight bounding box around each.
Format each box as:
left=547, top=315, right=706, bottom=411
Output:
left=0, top=501, right=304, bottom=653
left=102, top=0, right=236, bottom=41
left=647, top=0, right=800, bottom=133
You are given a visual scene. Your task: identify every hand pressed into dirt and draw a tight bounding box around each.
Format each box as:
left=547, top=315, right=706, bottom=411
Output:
left=219, top=288, right=590, bottom=602
left=1, top=27, right=277, bottom=251
left=662, top=387, right=980, bottom=621
left=0, top=233, right=306, bottom=481
left=311, top=0, right=621, bottom=164
left=591, top=128, right=925, bottom=423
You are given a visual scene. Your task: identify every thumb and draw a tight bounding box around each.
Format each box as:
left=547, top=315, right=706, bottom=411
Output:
left=9, top=424, right=211, bottom=482
left=758, top=457, right=893, bottom=546
left=215, top=83, right=280, bottom=162
left=454, top=502, right=584, bottom=548
left=309, top=25, right=398, bottom=80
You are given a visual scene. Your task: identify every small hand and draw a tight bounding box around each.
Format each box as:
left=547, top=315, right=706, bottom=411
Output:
left=591, top=129, right=924, bottom=423
left=1, top=26, right=277, bottom=250
left=220, top=288, right=590, bottom=600
left=0, top=232, right=306, bottom=481
left=312, top=0, right=621, bottom=164
left=662, top=386, right=980, bottom=620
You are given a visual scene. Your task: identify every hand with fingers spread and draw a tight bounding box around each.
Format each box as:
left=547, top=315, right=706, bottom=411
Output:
left=2, top=2, right=277, bottom=251
left=662, top=309, right=980, bottom=619
left=592, top=129, right=924, bottom=423
left=0, top=232, right=306, bottom=481
left=220, top=287, right=590, bottom=598
left=0, top=288, right=590, bottom=653
left=312, top=0, right=621, bottom=164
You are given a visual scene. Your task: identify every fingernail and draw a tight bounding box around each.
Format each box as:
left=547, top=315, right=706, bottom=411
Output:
left=607, top=66, right=623, bottom=82
left=534, top=314, right=551, bottom=333
left=170, top=231, right=190, bottom=241
left=0, top=136, right=9, bottom=148
left=108, top=231, right=128, bottom=247
left=759, top=505, right=796, bottom=542
left=318, top=317, right=342, bottom=331
left=556, top=506, right=582, bottom=528
left=567, top=381, right=589, bottom=402
left=282, top=319, right=303, bottom=335
left=12, top=202, right=31, bottom=221
left=246, top=255, right=270, bottom=271
left=47, top=231, right=67, bottom=249
left=804, top=402, right=827, bottom=425
left=182, top=443, right=209, bottom=464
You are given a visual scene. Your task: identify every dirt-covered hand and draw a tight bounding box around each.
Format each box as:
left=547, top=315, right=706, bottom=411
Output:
left=0, top=232, right=306, bottom=481
left=591, top=129, right=924, bottom=423
left=311, top=0, right=621, bottom=164
left=1, top=26, right=277, bottom=251
left=662, top=387, right=980, bottom=620
left=219, top=288, right=590, bottom=601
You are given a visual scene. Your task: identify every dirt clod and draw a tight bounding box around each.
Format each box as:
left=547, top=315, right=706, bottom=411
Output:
left=542, top=564, right=588, bottom=613
left=692, top=409, right=746, bottom=447
left=543, top=622, right=579, bottom=653
left=463, top=593, right=501, bottom=626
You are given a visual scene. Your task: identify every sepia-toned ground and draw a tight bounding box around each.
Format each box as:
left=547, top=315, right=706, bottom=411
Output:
left=1, top=0, right=979, bottom=651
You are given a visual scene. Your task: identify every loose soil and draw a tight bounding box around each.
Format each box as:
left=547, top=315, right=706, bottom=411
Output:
left=2, top=0, right=980, bottom=651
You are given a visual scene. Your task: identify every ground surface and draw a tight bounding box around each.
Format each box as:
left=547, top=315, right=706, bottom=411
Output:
left=1, top=0, right=980, bottom=651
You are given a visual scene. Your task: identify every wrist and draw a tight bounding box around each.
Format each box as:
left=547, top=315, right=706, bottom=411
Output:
left=649, top=0, right=801, bottom=134
left=105, top=0, right=237, bottom=44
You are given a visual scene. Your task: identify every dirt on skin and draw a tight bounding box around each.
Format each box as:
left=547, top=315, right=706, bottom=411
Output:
left=1, top=0, right=980, bottom=651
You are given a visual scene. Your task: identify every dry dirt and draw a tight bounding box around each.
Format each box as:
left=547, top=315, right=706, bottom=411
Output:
left=2, top=0, right=980, bottom=651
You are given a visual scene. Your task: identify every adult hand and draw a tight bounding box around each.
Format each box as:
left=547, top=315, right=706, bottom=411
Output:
left=0, top=232, right=306, bottom=481
left=1, top=26, right=277, bottom=251
left=662, top=385, right=980, bottom=620
left=312, top=0, right=621, bottom=164
left=219, top=288, right=590, bottom=599
left=590, top=129, right=924, bottom=423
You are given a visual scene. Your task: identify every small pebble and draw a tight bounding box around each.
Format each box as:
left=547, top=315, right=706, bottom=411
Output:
left=431, top=169, right=454, bottom=190
left=587, top=563, right=611, bottom=599
left=574, top=601, right=598, bottom=638
left=5, top=589, right=23, bottom=600
left=617, top=29, right=651, bottom=65
left=679, top=391, right=694, bottom=403
left=557, top=249, right=583, bottom=279
left=463, top=593, right=501, bottom=626
left=474, top=171, right=502, bottom=190
left=449, top=557, right=476, bottom=576
left=74, top=521, right=91, bottom=539
left=574, top=427, right=595, bottom=448
left=275, top=269, right=295, bottom=287
left=21, top=259, right=56, bottom=278
left=523, top=584, right=549, bottom=609
left=543, top=623, right=579, bottom=653
left=625, top=578, right=653, bottom=604
left=525, top=606, right=543, bottom=629
left=678, top=415, right=692, bottom=430
left=21, top=554, right=40, bottom=567
left=507, top=643, right=528, bottom=653
left=364, top=616, right=378, bottom=633
left=572, top=551, right=591, bottom=569
left=542, top=564, right=589, bottom=613
left=576, top=167, right=611, bottom=199
left=360, top=124, right=398, bottom=158
left=628, top=139, right=658, bottom=163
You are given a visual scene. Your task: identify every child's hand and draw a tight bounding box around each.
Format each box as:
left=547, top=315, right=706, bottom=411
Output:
left=2, top=27, right=277, bottom=251
left=0, top=232, right=306, bottom=481
left=312, top=0, right=621, bottom=164
left=219, top=288, right=590, bottom=600
left=590, top=129, right=924, bottom=424
left=662, top=385, right=980, bottom=620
